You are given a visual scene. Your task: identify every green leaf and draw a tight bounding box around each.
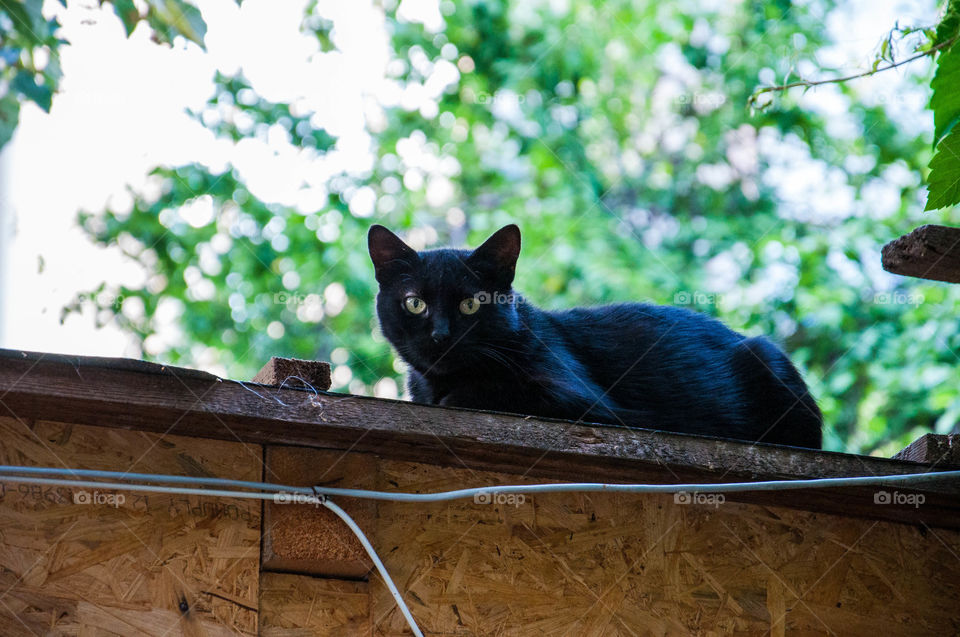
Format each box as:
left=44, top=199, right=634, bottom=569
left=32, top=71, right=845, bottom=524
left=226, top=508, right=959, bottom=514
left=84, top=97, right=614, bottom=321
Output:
left=111, top=0, right=141, bottom=37
left=935, top=0, right=960, bottom=46
left=12, top=69, right=52, bottom=111
left=931, top=43, right=960, bottom=146
left=43, top=50, right=62, bottom=84
left=2, top=0, right=45, bottom=42
left=0, top=93, right=21, bottom=148
left=925, top=126, right=960, bottom=210
left=145, top=0, right=207, bottom=48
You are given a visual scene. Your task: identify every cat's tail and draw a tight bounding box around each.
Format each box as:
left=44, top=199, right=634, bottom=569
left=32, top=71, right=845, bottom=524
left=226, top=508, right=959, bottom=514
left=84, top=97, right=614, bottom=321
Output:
left=731, top=336, right=823, bottom=449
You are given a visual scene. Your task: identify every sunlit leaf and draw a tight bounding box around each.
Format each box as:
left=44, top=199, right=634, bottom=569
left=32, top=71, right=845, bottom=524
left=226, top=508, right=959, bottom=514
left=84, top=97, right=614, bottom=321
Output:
left=145, top=0, right=207, bottom=48
left=925, top=127, right=960, bottom=210
left=12, top=69, right=51, bottom=111
left=931, top=43, right=960, bottom=146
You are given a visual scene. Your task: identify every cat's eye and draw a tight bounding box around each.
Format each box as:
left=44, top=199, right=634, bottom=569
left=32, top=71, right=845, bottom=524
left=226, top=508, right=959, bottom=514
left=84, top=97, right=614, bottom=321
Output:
left=459, top=297, right=480, bottom=315
left=404, top=296, right=427, bottom=315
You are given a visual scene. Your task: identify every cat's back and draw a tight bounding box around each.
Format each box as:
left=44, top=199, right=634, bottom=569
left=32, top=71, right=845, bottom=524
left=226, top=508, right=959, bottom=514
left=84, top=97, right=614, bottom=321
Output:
left=543, top=301, right=745, bottom=352
left=538, top=301, right=753, bottom=413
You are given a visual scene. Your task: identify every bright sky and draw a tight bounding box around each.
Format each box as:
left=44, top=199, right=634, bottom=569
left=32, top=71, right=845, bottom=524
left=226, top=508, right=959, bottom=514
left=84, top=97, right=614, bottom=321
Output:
left=0, top=0, right=939, bottom=367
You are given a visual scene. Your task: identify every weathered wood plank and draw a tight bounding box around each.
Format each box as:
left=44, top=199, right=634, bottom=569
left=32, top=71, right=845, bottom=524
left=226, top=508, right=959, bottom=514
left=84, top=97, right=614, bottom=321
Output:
left=252, top=357, right=331, bottom=391
left=261, top=447, right=374, bottom=578
left=259, top=573, right=370, bottom=636
left=0, top=349, right=957, bottom=529
left=894, top=434, right=960, bottom=467
left=881, top=224, right=960, bottom=283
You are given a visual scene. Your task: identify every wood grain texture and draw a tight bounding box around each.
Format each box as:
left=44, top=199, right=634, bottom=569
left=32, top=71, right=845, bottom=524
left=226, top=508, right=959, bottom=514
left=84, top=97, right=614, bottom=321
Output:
left=1, top=349, right=958, bottom=529
left=881, top=224, right=960, bottom=283
left=0, top=416, right=261, bottom=636
left=262, top=447, right=374, bottom=578
left=259, top=573, right=370, bottom=636
left=894, top=434, right=960, bottom=467
left=252, top=357, right=331, bottom=391
left=370, top=459, right=960, bottom=636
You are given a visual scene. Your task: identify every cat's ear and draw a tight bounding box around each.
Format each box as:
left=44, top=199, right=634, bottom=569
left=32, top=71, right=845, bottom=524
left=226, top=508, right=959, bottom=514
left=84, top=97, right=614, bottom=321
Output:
left=468, top=224, right=521, bottom=284
left=368, top=225, right=418, bottom=283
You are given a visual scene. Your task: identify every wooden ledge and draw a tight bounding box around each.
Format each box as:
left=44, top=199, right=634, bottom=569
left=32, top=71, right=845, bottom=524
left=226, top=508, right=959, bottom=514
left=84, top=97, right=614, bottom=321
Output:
left=895, top=433, right=960, bottom=467
left=881, top=224, right=960, bottom=283
left=253, top=357, right=331, bottom=391
left=0, top=348, right=958, bottom=529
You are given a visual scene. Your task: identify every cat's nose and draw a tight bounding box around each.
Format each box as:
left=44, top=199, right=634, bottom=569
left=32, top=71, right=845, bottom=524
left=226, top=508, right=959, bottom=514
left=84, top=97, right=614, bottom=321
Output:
left=431, top=320, right=450, bottom=344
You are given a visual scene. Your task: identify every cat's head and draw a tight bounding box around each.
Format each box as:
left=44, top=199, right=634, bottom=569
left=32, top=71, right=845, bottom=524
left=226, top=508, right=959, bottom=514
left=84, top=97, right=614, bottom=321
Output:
left=368, top=224, right=522, bottom=375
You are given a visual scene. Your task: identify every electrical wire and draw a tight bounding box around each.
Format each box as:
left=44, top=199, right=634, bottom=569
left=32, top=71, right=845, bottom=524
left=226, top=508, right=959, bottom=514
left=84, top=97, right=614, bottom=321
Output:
left=0, top=474, right=282, bottom=500
left=3, top=466, right=958, bottom=501
left=0, top=465, right=312, bottom=493
left=320, top=495, right=424, bottom=637
left=307, top=469, right=960, bottom=501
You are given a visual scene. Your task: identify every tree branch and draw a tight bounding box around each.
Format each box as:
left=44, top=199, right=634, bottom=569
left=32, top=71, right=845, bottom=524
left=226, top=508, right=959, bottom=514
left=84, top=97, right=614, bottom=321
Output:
left=749, top=36, right=958, bottom=106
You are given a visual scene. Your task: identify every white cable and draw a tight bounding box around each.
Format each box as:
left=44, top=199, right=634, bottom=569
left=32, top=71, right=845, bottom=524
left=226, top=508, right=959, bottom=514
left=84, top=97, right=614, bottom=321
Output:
left=4, top=466, right=957, bottom=501
left=0, top=475, right=276, bottom=499
left=309, top=469, right=960, bottom=501
left=319, top=494, right=424, bottom=637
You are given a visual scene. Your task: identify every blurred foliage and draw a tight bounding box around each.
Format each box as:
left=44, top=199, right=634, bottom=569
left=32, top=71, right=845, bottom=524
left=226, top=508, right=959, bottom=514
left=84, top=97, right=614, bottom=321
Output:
left=747, top=1, right=960, bottom=210
left=110, top=0, right=206, bottom=47
left=0, top=0, right=205, bottom=148
left=0, top=0, right=62, bottom=147
left=52, top=0, right=960, bottom=455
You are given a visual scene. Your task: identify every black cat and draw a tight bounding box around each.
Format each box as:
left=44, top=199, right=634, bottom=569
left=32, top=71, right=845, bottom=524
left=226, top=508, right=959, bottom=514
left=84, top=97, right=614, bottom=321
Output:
left=368, top=224, right=822, bottom=449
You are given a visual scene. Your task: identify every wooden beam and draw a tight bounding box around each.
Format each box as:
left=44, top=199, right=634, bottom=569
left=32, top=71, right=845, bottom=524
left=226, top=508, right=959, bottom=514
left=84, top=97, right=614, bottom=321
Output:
left=252, top=357, right=331, bottom=391
left=261, top=447, right=374, bottom=578
left=0, top=348, right=958, bottom=529
left=881, top=224, right=960, bottom=283
left=894, top=433, right=960, bottom=467
left=259, top=573, right=369, bottom=635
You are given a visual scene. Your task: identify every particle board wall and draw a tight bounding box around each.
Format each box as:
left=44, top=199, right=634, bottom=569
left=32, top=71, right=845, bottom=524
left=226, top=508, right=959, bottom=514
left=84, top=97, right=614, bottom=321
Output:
left=369, top=459, right=960, bottom=636
left=1, top=414, right=959, bottom=636
left=259, top=573, right=370, bottom=636
left=0, top=416, right=261, bottom=636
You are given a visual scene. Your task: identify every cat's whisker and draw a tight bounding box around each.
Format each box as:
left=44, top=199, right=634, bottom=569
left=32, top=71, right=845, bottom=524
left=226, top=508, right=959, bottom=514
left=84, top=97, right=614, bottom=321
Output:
left=474, top=348, right=524, bottom=375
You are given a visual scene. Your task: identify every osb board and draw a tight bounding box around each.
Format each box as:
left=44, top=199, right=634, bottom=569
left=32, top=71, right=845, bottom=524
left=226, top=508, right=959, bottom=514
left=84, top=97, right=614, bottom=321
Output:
left=259, top=572, right=369, bottom=636
left=370, top=460, right=960, bottom=636
left=0, top=416, right=261, bottom=636
left=262, top=447, right=375, bottom=578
